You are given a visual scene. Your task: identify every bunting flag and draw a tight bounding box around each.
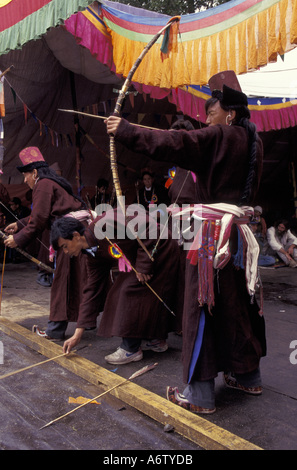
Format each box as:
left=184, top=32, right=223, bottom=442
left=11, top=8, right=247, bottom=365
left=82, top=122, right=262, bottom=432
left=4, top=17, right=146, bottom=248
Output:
left=0, top=0, right=95, bottom=55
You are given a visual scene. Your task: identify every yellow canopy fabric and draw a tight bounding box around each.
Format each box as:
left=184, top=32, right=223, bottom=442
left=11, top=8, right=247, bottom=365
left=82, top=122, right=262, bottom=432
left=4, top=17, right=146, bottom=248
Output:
left=98, top=0, right=297, bottom=88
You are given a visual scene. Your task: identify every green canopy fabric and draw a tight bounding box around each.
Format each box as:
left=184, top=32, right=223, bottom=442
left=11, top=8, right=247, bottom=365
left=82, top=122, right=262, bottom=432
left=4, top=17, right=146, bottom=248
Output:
left=0, top=0, right=94, bottom=55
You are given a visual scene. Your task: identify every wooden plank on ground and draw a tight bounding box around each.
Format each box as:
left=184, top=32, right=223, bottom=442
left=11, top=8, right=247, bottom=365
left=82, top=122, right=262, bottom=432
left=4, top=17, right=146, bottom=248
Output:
left=0, top=317, right=262, bottom=451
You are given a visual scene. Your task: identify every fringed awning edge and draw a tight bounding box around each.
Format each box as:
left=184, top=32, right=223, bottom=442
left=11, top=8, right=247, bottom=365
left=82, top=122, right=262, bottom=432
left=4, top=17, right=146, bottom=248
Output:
left=64, top=2, right=297, bottom=132
left=100, top=0, right=297, bottom=88
left=0, top=0, right=94, bottom=56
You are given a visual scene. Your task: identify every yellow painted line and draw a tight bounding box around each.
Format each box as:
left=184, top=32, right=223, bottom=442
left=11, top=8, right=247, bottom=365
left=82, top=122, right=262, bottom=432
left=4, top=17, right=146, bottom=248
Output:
left=0, top=317, right=262, bottom=450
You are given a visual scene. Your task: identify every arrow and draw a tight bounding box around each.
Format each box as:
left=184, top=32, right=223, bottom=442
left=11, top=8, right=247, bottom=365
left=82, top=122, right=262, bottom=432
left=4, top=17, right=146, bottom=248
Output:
left=0, top=351, right=76, bottom=380
left=58, top=109, right=161, bottom=131
left=40, top=362, right=158, bottom=429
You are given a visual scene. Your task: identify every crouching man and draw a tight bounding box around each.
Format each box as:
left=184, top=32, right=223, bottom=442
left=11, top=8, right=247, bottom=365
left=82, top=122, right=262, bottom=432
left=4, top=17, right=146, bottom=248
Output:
left=50, top=208, right=179, bottom=364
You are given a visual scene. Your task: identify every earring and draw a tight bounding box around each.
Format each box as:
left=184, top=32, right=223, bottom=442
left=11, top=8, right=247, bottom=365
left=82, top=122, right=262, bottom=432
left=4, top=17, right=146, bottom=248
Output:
left=226, top=115, right=232, bottom=126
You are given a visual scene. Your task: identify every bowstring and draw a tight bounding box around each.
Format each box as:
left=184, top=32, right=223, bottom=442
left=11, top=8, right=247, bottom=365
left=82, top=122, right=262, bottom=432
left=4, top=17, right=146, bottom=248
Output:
left=151, top=23, right=202, bottom=257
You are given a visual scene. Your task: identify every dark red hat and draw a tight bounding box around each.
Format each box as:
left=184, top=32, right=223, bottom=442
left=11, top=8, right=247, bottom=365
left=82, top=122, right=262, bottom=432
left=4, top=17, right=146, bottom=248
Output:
left=208, top=70, right=248, bottom=107
left=208, top=70, right=242, bottom=92
left=17, top=147, right=48, bottom=173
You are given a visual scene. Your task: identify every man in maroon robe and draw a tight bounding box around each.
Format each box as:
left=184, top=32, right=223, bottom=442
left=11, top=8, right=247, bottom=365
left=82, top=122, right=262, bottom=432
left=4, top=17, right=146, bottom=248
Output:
left=4, top=147, right=90, bottom=340
left=50, top=210, right=180, bottom=363
left=105, top=71, right=266, bottom=414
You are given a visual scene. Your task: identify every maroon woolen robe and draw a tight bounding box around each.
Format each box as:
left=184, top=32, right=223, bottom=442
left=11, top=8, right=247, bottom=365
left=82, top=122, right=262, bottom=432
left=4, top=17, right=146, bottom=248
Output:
left=168, top=168, right=199, bottom=333
left=76, top=210, right=180, bottom=340
left=114, top=119, right=266, bottom=382
left=13, top=178, right=87, bottom=322
left=0, top=182, right=10, bottom=227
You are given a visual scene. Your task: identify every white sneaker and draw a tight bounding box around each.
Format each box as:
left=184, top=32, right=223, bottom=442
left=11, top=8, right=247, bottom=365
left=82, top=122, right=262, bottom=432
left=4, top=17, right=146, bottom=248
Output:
left=105, top=347, right=143, bottom=365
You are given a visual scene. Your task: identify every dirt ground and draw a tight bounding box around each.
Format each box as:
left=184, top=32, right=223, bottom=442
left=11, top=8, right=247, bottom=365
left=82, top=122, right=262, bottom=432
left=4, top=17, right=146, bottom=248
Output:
left=0, top=259, right=296, bottom=451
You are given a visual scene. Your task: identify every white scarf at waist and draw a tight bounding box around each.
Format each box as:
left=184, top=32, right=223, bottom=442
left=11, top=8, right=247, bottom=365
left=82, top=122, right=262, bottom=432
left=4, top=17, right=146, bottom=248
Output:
left=168, top=203, right=259, bottom=298
left=64, top=209, right=97, bottom=224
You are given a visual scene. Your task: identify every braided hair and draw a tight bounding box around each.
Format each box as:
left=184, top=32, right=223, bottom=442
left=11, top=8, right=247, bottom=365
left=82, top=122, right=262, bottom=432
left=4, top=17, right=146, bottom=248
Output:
left=207, top=91, right=259, bottom=206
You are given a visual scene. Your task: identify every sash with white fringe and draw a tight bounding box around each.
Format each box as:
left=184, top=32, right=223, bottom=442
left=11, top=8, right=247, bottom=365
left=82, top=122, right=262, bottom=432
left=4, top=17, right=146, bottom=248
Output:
left=168, top=203, right=260, bottom=312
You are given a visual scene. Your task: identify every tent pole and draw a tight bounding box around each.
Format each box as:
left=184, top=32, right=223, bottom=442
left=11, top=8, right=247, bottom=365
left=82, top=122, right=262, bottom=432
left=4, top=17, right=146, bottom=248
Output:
left=291, top=161, right=297, bottom=217
left=69, top=71, right=82, bottom=196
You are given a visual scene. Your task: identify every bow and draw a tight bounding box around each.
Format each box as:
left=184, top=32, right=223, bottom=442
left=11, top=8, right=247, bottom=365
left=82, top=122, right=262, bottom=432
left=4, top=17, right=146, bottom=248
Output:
left=0, top=65, right=14, bottom=80
left=109, top=17, right=180, bottom=260
left=0, top=230, right=55, bottom=274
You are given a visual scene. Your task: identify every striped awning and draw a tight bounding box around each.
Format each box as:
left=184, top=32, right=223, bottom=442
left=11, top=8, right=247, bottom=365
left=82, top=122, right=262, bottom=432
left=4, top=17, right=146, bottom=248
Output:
left=2, top=0, right=297, bottom=131
left=64, top=1, right=297, bottom=131
left=0, top=0, right=94, bottom=55
left=96, top=0, right=297, bottom=88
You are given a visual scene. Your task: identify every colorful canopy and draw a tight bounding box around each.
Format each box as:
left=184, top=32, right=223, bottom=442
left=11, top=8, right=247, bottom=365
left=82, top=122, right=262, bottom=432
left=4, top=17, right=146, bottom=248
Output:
left=1, top=0, right=297, bottom=131
left=70, top=0, right=297, bottom=89
left=63, top=0, right=297, bottom=131
left=0, top=0, right=94, bottom=55
left=0, top=0, right=295, bottom=216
